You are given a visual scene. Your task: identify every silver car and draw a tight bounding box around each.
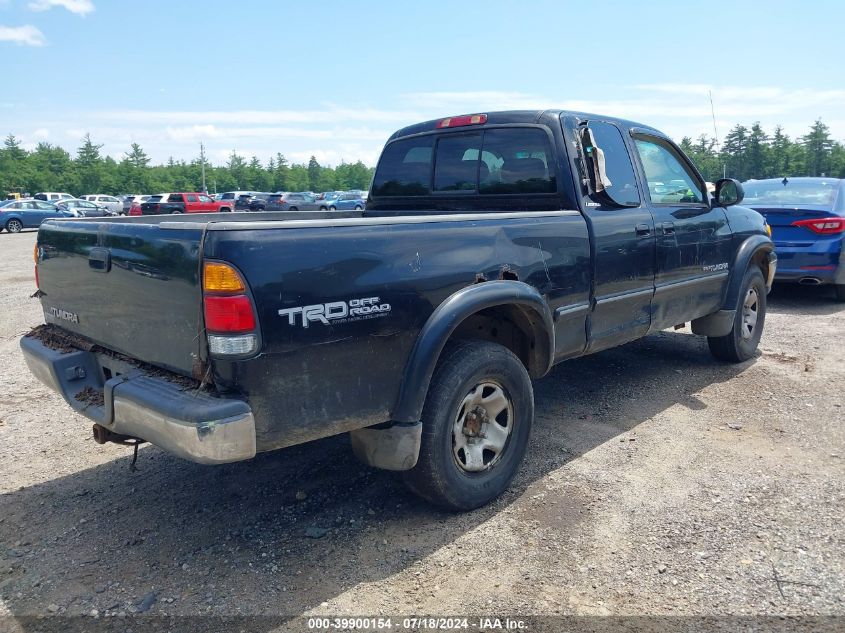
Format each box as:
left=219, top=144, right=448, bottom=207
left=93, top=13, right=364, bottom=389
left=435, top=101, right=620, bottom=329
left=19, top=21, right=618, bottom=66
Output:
left=57, top=199, right=117, bottom=218
left=80, top=195, right=123, bottom=215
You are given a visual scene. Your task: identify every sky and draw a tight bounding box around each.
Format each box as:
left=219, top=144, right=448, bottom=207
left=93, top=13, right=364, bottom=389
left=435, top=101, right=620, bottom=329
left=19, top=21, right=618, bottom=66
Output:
left=1, top=0, right=843, bottom=167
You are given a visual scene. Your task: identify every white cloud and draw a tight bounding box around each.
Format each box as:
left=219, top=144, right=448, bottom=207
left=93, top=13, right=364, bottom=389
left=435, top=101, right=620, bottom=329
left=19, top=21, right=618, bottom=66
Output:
left=14, top=83, right=845, bottom=168
left=28, top=0, right=94, bottom=15
left=0, top=24, right=46, bottom=46
left=101, top=107, right=422, bottom=126
left=33, top=127, right=49, bottom=139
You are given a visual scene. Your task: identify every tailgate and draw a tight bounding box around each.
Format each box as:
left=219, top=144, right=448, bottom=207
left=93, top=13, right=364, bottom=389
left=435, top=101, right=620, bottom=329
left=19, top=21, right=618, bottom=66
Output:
left=36, top=218, right=205, bottom=376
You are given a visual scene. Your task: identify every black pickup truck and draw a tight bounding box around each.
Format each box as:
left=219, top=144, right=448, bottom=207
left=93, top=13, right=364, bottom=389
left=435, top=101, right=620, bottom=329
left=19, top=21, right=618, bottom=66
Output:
left=22, top=110, right=776, bottom=510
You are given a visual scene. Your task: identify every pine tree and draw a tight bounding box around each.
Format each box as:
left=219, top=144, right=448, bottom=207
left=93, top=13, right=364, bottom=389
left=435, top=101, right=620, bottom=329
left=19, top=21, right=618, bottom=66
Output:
left=745, top=123, right=768, bottom=180
left=76, top=133, right=104, bottom=194
left=801, top=119, right=834, bottom=177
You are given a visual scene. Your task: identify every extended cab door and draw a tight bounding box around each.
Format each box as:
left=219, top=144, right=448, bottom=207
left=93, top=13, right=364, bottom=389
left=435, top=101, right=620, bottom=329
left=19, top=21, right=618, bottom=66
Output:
left=565, top=117, right=657, bottom=353
left=197, top=193, right=216, bottom=212
left=183, top=193, right=201, bottom=213
left=630, top=133, right=732, bottom=330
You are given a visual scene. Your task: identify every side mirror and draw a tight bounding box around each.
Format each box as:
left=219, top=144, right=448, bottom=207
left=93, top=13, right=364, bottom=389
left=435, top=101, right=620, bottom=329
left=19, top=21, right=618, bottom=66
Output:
left=714, top=178, right=744, bottom=207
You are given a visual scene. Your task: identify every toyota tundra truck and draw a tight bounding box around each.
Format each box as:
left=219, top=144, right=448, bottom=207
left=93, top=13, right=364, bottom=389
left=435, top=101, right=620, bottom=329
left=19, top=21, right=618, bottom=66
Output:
left=21, top=110, right=776, bottom=510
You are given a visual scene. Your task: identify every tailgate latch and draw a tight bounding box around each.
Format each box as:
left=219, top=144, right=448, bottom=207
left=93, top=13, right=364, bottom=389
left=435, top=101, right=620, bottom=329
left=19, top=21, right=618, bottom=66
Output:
left=89, top=248, right=111, bottom=273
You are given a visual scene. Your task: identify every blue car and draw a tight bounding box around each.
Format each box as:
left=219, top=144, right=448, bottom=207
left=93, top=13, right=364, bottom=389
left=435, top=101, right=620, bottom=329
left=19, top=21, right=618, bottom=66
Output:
left=0, top=199, right=71, bottom=233
left=326, top=192, right=366, bottom=211
left=742, top=177, right=845, bottom=301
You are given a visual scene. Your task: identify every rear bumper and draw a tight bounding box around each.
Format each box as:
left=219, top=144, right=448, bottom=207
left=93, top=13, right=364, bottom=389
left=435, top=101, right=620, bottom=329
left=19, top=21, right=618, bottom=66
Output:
left=20, top=335, right=256, bottom=464
left=772, top=237, right=841, bottom=284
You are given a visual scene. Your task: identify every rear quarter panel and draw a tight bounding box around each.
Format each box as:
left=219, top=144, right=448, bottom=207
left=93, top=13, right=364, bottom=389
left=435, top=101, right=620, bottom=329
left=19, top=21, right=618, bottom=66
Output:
left=207, top=214, right=590, bottom=451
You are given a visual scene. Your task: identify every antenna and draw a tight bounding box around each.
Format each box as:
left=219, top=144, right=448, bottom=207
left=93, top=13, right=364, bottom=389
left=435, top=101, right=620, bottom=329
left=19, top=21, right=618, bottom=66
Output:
left=200, top=142, right=207, bottom=193
left=709, top=90, right=726, bottom=179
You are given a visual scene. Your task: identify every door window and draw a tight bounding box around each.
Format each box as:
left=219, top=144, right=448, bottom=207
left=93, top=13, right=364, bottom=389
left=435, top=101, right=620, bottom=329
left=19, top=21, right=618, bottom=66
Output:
left=633, top=137, right=704, bottom=205
left=186, top=194, right=198, bottom=202
left=584, top=122, right=641, bottom=206
left=199, top=194, right=213, bottom=202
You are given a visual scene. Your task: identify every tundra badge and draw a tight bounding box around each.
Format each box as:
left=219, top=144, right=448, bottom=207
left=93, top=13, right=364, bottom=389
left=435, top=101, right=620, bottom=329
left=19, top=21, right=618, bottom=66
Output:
left=48, top=307, right=79, bottom=323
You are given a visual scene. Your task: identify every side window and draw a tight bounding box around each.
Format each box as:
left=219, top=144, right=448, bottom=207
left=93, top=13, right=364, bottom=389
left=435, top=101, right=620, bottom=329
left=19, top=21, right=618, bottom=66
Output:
left=199, top=194, right=212, bottom=202
left=371, top=136, right=434, bottom=196
left=434, top=132, right=482, bottom=192
left=633, top=136, right=704, bottom=204
left=479, top=128, right=556, bottom=194
left=186, top=194, right=198, bottom=202
left=168, top=194, right=184, bottom=203
left=585, top=122, right=641, bottom=206
left=36, top=201, right=54, bottom=209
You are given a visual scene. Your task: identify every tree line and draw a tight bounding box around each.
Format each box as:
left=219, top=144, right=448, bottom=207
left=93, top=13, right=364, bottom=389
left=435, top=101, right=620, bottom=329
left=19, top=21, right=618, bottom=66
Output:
left=0, top=134, right=375, bottom=197
left=0, top=119, right=843, bottom=198
left=679, top=119, right=844, bottom=183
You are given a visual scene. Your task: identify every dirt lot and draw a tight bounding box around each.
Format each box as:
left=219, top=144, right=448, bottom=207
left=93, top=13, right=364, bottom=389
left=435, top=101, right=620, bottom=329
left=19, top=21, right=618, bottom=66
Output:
left=0, top=229, right=843, bottom=631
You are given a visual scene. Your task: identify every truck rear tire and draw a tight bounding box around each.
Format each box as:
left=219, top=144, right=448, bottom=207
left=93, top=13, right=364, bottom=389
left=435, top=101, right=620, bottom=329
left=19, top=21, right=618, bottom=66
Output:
left=834, top=284, right=845, bottom=303
left=708, top=266, right=766, bottom=362
left=402, top=340, right=534, bottom=511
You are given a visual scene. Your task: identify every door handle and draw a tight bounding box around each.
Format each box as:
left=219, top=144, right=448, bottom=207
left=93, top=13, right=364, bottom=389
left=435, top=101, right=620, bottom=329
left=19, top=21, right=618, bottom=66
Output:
left=661, top=221, right=675, bottom=235
left=635, top=223, right=651, bottom=237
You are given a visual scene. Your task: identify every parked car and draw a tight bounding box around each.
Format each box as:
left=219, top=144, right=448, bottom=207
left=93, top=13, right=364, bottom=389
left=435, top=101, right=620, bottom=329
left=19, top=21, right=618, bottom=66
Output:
left=121, top=195, right=151, bottom=214
left=0, top=199, right=71, bottom=232
left=245, top=193, right=275, bottom=211
left=33, top=192, right=74, bottom=202
left=316, top=191, right=343, bottom=201
left=216, top=191, right=253, bottom=204
left=56, top=199, right=117, bottom=218
left=317, top=192, right=341, bottom=210
left=139, top=192, right=233, bottom=215
left=80, top=195, right=123, bottom=215
left=257, top=192, right=320, bottom=211
left=327, top=192, right=366, bottom=211
left=236, top=193, right=272, bottom=211
left=23, top=109, right=775, bottom=511
left=741, top=177, right=844, bottom=301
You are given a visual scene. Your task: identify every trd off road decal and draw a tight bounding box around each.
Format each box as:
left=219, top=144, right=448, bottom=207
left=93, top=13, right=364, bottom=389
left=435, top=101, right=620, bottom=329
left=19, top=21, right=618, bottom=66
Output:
left=702, top=262, right=729, bottom=273
left=278, top=297, right=391, bottom=328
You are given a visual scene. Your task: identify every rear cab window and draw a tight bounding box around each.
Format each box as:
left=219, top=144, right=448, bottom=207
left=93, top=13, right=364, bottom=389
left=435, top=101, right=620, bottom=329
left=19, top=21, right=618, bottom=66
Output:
left=371, top=127, right=556, bottom=201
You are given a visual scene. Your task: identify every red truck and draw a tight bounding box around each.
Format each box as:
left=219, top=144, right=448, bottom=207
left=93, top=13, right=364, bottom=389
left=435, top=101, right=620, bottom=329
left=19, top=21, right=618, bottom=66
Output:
left=132, top=193, right=233, bottom=216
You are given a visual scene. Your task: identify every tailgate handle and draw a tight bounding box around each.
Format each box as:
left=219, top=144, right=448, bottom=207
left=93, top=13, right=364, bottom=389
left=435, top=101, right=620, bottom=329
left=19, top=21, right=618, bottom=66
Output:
left=89, top=248, right=111, bottom=273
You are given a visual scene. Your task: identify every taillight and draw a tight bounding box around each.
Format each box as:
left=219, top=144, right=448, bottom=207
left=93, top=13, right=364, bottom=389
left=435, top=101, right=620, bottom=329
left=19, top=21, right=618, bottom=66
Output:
left=129, top=205, right=141, bottom=216
left=202, top=261, right=258, bottom=356
left=436, top=113, right=487, bottom=129
left=203, top=296, right=256, bottom=332
left=791, top=217, right=845, bottom=235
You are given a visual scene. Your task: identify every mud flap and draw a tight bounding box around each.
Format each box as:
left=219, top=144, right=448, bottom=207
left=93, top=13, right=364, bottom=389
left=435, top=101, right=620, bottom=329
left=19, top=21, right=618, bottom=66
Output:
left=691, top=309, right=736, bottom=337
left=350, top=421, right=422, bottom=471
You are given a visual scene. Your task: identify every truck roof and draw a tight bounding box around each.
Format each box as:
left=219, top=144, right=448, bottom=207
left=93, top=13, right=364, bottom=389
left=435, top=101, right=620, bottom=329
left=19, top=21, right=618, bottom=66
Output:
left=388, top=109, right=666, bottom=141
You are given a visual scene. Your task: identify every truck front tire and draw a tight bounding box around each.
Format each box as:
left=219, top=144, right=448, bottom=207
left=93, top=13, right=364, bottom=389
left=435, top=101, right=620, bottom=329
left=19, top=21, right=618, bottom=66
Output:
left=402, top=340, right=534, bottom=511
left=708, top=266, right=766, bottom=362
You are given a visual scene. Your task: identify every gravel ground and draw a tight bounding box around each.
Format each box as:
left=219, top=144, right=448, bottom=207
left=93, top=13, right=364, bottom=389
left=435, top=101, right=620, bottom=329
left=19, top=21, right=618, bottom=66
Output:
left=0, top=229, right=843, bottom=631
